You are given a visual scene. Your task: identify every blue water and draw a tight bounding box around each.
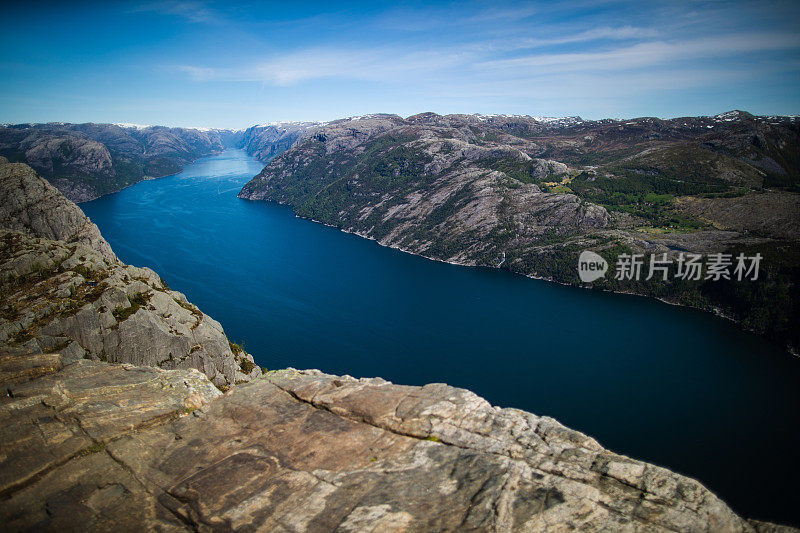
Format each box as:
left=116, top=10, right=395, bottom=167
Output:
left=82, top=150, right=800, bottom=526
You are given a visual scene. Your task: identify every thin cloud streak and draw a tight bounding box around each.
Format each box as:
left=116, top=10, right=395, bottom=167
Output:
left=129, top=1, right=218, bottom=23
left=177, top=31, right=800, bottom=89
left=481, top=33, right=800, bottom=73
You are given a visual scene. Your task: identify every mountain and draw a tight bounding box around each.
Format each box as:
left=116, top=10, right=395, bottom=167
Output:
left=0, top=158, right=259, bottom=387
left=241, top=121, right=322, bottom=162
left=0, top=123, right=243, bottom=202
left=239, top=111, right=800, bottom=351
left=0, top=161, right=788, bottom=530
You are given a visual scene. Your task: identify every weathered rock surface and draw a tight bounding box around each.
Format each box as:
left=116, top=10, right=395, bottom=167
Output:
left=0, top=163, right=258, bottom=387
left=0, top=353, right=793, bottom=532
left=239, top=113, right=612, bottom=269
left=241, top=121, right=322, bottom=162
left=0, top=230, right=259, bottom=387
left=1, top=161, right=115, bottom=259
left=0, top=152, right=796, bottom=531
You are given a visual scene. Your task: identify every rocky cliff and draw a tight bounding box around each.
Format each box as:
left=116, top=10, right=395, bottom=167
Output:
left=0, top=161, right=258, bottom=387
left=240, top=121, right=322, bottom=162
left=2, top=348, right=793, bottom=532
left=0, top=124, right=240, bottom=202
left=239, top=114, right=611, bottom=266
left=0, top=159, right=115, bottom=259
left=239, top=112, right=800, bottom=352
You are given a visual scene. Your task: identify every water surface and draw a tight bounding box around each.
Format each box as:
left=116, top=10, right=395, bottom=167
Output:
left=82, top=150, right=800, bottom=526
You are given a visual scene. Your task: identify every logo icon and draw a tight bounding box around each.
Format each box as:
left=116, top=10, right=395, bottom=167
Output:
left=578, top=250, right=608, bottom=282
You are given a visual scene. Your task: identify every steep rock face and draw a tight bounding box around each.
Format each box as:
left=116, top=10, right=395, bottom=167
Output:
left=241, top=121, right=322, bottom=161
left=239, top=114, right=611, bottom=268
left=0, top=124, right=235, bottom=202
left=21, top=134, right=114, bottom=177
left=0, top=162, right=258, bottom=387
left=0, top=161, right=115, bottom=259
left=0, top=231, right=259, bottom=387
left=239, top=112, right=800, bottom=352
left=2, top=352, right=792, bottom=531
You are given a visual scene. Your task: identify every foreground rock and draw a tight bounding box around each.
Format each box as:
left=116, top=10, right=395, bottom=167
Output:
left=0, top=162, right=258, bottom=387
left=1, top=349, right=792, bottom=531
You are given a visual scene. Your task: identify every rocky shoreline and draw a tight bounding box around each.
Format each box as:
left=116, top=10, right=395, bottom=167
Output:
left=277, top=198, right=795, bottom=357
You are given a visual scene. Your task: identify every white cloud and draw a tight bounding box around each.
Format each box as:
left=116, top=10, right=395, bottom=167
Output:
left=130, top=1, right=216, bottom=23
left=478, top=32, right=800, bottom=74
left=178, top=29, right=800, bottom=90
left=177, top=65, right=219, bottom=81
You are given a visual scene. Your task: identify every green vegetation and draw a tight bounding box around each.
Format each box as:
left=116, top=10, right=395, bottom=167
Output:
left=228, top=340, right=244, bottom=354
left=475, top=156, right=566, bottom=185
left=239, top=358, right=256, bottom=374
left=112, top=291, right=152, bottom=321
left=541, top=184, right=574, bottom=194
left=174, top=297, right=203, bottom=329
left=561, top=144, right=769, bottom=230
left=79, top=441, right=106, bottom=455
left=254, top=133, right=435, bottom=226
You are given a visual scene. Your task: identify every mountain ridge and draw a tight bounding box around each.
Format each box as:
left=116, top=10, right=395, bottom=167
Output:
left=238, top=111, right=800, bottom=352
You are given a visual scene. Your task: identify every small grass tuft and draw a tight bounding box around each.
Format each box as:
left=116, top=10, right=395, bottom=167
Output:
left=228, top=340, right=244, bottom=354
left=239, top=358, right=256, bottom=374
left=80, top=441, right=106, bottom=455
left=112, top=291, right=152, bottom=322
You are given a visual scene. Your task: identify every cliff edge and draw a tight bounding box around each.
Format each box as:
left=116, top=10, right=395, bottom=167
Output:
left=2, top=351, right=793, bottom=531
left=0, top=160, right=259, bottom=387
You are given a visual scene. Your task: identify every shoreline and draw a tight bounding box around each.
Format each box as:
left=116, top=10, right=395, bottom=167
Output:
left=76, top=148, right=228, bottom=204
left=264, top=200, right=798, bottom=357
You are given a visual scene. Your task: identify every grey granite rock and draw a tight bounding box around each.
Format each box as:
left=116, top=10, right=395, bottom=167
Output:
left=0, top=356, right=794, bottom=532
left=0, top=123, right=238, bottom=202
left=0, top=157, right=795, bottom=530
left=0, top=161, right=115, bottom=259
left=0, top=162, right=259, bottom=387
left=238, top=114, right=613, bottom=270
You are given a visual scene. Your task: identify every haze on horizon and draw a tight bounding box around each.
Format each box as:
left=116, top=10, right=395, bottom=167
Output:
left=1, top=0, right=799, bottom=129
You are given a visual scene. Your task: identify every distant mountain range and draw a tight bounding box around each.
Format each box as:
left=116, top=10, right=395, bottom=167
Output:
left=0, top=123, right=243, bottom=202
left=4, top=111, right=798, bottom=203
left=3, top=112, right=798, bottom=349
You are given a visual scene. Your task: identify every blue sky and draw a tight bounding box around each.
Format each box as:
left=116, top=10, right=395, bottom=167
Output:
left=1, top=0, right=799, bottom=128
